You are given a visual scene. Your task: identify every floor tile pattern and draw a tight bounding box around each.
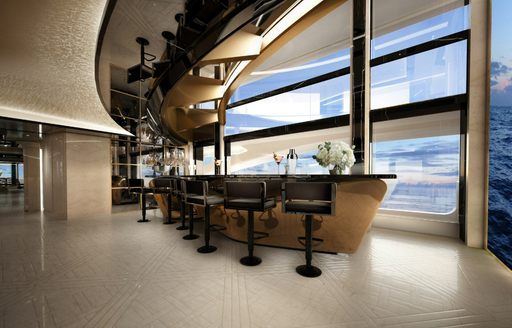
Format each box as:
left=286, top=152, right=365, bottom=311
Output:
left=1, top=191, right=511, bottom=327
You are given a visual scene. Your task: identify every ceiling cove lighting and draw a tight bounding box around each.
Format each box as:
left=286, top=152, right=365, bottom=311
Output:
left=223, top=0, right=323, bottom=91
left=261, top=0, right=323, bottom=48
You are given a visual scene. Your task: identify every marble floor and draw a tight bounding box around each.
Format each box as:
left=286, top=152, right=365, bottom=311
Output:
left=0, top=191, right=511, bottom=328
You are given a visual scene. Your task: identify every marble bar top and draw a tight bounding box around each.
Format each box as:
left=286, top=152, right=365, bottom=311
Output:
left=166, top=174, right=397, bottom=181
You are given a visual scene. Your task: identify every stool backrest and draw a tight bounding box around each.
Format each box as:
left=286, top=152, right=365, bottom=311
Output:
left=153, top=178, right=172, bottom=189
left=224, top=181, right=266, bottom=199
left=128, top=178, right=144, bottom=188
left=282, top=182, right=336, bottom=215
left=182, top=179, right=208, bottom=206
left=224, top=181, right=266, bottom=211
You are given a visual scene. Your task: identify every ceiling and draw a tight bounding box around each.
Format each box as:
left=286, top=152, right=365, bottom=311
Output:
left=0, top=118, right=42, bottom=144
left=0, top=0, right=130, bottom=135
left=100, top=0, right=185, bottom=97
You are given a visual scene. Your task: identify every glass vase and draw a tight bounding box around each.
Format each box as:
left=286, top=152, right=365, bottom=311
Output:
left=328, top=164, right=345, bottom=175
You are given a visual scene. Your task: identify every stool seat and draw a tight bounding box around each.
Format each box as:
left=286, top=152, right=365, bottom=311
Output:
left=284, top=200, right=332, bottom=214
left=225, top=198, right=276, bottom=211
left=186, top=194, right=223, bottom=206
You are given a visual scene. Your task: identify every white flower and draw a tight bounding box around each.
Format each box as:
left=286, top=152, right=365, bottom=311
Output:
left=314, top=141, right=356, bottom=169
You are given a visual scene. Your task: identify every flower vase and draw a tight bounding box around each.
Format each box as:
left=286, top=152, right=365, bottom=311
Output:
left=329, top=164, right=345, bottom=175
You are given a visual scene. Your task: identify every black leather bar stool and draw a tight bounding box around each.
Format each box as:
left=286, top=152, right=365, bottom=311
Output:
left=224, top=181, right=276, bottom=266
left=153, top=178, right=176, bottom=225
left=173, top=178, right=189, bottom=231
left=128, top=178, right=150, bottom=223
left=282, top=182, right=336, bottom=277
left=182, top=179, right=224, bottom=253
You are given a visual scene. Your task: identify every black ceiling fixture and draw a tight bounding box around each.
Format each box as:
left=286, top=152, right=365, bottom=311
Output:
left=127, top=37, right=155, bottom=84
left=152, top=31, right=181, bottom=78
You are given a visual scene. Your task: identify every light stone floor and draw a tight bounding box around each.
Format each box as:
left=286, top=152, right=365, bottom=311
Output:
left=1, top=190, right=511, bottom=328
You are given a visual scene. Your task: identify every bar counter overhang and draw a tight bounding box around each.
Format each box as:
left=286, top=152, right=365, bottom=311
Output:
left=152, top=174, right=395, bottom=254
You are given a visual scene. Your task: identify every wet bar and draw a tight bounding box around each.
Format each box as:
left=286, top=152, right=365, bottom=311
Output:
left=152, top=174, right=394, bottom=253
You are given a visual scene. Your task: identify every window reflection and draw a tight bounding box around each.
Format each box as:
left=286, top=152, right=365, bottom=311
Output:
left=373, top=135, right=460, bottom=215
left=371, top=41, right=467, bottom=109
left=372, top=5, right=469, bottom=58
left=230, top=49, right=350, bottom=104
left=226, top=75, right=350, bottom=136
left=228, top=127, right=350, bottom=175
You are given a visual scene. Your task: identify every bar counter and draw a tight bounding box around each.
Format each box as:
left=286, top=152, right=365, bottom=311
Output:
left=152, top=174, right=395, bottom=253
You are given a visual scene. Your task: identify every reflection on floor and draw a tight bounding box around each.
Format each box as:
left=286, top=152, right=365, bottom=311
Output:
left=0, top=197, right=511, bottom=327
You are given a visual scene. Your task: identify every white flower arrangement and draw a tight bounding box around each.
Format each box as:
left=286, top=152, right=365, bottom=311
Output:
left=313, top=141, right=356, bottom=173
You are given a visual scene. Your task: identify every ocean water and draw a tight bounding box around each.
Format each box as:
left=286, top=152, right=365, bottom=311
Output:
left=488, top=106, right=512, bottom=269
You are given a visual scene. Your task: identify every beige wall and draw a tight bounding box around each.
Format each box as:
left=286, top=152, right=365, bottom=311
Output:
left=43, top=132, right=67, bottom=218
left=465, top=0, right=490, bottom=248
left=65, top=132, right=111, bottom=219
left=43, top=130, right=111, bottom=219
left=21, top=142, right=41, bottom=212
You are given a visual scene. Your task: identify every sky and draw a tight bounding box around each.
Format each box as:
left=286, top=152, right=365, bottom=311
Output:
left=490, top=0, right=512, bottom=106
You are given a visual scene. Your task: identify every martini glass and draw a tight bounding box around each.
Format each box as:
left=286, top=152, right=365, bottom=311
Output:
left=274, top=154, right=284, bottom=175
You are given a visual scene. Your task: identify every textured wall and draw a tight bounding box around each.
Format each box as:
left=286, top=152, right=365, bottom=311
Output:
left=0, top=0, right=129, bottom=135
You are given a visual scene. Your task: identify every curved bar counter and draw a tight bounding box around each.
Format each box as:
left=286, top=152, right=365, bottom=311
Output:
left=152, top=175, right=394, bottom=254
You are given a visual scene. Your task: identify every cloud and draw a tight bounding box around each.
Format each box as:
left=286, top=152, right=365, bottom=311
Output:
left=491, top=76, right=512, bottom=106
left=491, top=61, right=511, bottom=78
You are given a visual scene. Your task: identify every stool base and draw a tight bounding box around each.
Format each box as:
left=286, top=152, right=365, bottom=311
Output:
left=197, top=245, right=217, bottom=253
left=137, top=219, right=151, bottom=223
left=176, top=225, right=188, bottom=230
left=296, top=265, right=322, bottom=278
left=183, top=234, right=199, bottom=240
left=240, top=256, right=262, bottom=266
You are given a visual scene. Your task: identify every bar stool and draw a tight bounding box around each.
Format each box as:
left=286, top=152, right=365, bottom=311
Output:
left=128, top=178, right=150, bottom=223
left=153, top=178, right=176, bottom=225
left=182, top=179, right=224, bottom=253
left=173, top=178, right=189, bottom=231
left=224, top=181, right=276, bottom=266
left=282, top=182, right=336, bottom=277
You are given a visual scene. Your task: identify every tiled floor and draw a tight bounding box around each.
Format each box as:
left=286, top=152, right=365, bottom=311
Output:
left=0, top=191, right=511, bottom=328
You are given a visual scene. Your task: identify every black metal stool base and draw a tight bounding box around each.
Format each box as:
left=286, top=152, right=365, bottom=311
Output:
left=197, top=245, right=217, bottom=253
left=183, top=234, right=199, bottom=240
left=240, top=255, right=262, bottom=266
left=296, top=265, right=322, bottom=278
left=137, top=219, right=151, bottom=223
left=163, top=219, right=177, bottom=225
left=176, top=225, right=189, bottom=230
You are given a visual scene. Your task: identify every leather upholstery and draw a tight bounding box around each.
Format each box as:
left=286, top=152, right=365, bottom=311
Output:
left=186, top=194, right=224, bottom=206
left=224, top=181, right=276, bottom=211
left=282, top=182, right=336, bottom=215
left=284, top=200, right=332, bottom=215
left=225, top=198, right=276, bottom=211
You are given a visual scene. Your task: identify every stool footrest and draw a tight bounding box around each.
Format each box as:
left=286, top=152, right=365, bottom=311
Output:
left=297, top=236, right=324, bottom=247
left=254, top=231, right=269, bottom=240
left=209, top=224, right=226, bottom=232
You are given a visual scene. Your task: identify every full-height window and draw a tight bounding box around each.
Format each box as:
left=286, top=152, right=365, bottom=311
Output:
left=224, top=1, right=352, bottom=174
left=370, top=0, right=468, bottom=217
left=488, top=0, right=512, bottom=269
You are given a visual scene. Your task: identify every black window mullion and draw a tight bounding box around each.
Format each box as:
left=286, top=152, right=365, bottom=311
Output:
left=370, top=30, right=469, bottom=67
left=226, top=67, right=350, bottom=109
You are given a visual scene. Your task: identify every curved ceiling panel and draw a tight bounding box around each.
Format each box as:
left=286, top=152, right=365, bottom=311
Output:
left=0, top=0, right=130, bottom=135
